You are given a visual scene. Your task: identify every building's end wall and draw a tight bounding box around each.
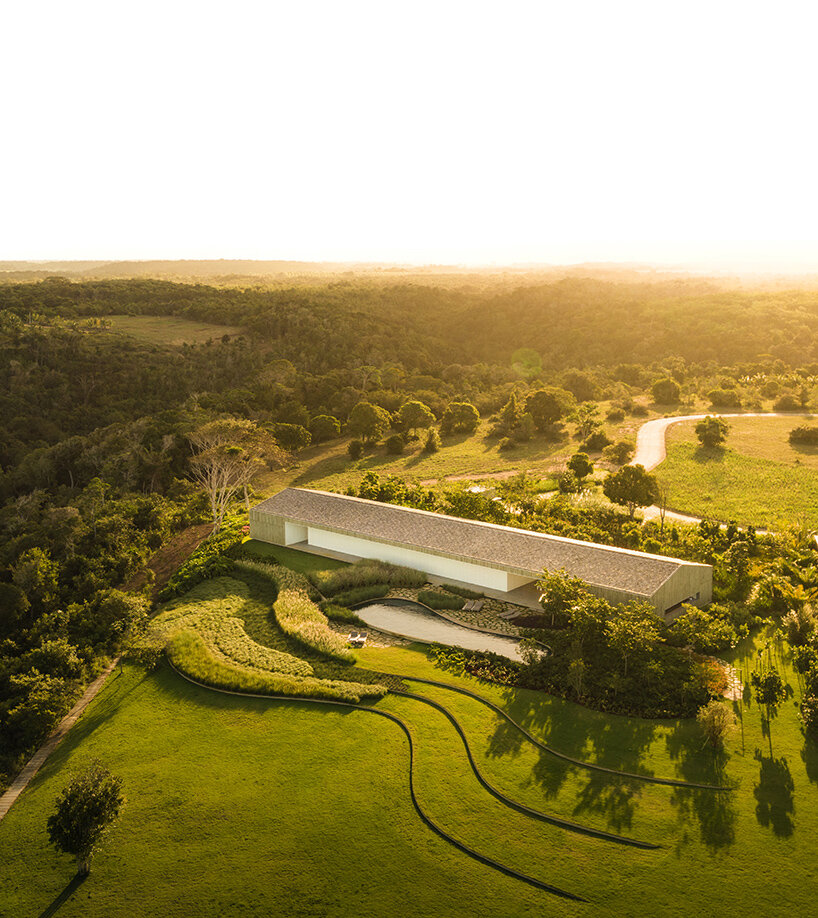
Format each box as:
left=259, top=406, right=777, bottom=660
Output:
left=249, top=509, right=287, bottom=546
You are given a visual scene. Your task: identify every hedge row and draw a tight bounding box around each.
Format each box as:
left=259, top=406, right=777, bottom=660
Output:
left=417, top=590, right=465, bottom=611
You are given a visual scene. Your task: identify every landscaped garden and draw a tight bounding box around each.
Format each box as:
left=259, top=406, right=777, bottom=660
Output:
left=2, top=539, right=817, bottom=916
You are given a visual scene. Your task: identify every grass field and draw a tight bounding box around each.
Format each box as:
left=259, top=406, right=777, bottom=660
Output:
left=260, top=414, right=651, bottom=494
left=2, top=615, right=817, bottom=916
left=658, top=417, right=818, bottom=528
left=101, top=314, right=244, bottom=346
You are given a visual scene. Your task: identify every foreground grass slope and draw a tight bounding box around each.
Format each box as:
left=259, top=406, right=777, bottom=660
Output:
left=1, top=624, right=817, bottom=917
left=658, top=416, right=818, bottom=528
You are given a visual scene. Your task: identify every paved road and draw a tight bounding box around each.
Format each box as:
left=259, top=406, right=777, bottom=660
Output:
left=631, top=411, right=815, bottom=528
left=631, top=411, right=815, bottom=471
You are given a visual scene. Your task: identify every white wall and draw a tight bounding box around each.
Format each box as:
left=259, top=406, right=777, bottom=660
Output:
left=307, top=527, right=527, bottom=592
left=284, top=522, right=308, bottom=545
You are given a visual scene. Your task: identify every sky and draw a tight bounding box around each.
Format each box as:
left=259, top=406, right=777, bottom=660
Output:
left=3, top=0, right=818, bottom=269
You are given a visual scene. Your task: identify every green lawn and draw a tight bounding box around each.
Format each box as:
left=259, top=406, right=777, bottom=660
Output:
left=658, top=418, right=818, bottom=528
left=2, top=626, right=817, bottom=916
left=101, top=314, right=244, bottom=346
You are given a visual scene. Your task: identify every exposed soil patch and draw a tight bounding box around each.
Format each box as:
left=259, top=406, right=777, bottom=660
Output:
left=122, top=522, right=213, bottom=598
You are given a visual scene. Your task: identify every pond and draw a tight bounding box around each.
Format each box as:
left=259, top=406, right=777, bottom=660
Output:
left=355, top=598, right=524, bottom=662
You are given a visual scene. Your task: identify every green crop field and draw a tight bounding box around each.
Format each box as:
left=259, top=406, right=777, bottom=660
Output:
left=1, top=609, right=816, bottom=916
left=102, top=314, right=244, bottom=346
left=658, top=417, right=818, bottom=528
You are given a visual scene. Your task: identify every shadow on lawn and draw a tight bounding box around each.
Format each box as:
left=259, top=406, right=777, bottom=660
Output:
left=664, top=719, right=738, bottom=850
left=801, top=735, right=818, bottom=785
left=753, top=750, right=795, bottom=837
left=38, top=873, right=86, bottom=918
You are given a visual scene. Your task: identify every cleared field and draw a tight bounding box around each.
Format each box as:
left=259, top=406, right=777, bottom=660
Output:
left=1, top=623, right=816, bottom=917
left=101, top=314, right=244, bottom=345
left=261, top=414, right=647, bottom=494
left=658, top=417, right=818, bottom=528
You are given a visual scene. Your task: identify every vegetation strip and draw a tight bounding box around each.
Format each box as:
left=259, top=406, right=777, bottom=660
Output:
left=166, top=661, right=587, bottom=902
left=392, top=689, right=659, bottom=849
left=401, top=676, right=732, bottom=791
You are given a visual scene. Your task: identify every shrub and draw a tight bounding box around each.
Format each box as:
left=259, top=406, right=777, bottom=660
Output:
left=707, top=388, right=742, bottom=409
left=789, top=425, right=818, bottom=446
left=774, top=393, right=801, bottom=411
left=272, top=423, right=311, bottom=451
left=498, top=437, right=514, bottom=451
left=332, top=584, right=390, bottom=607
left=347, top=439, right=364, bottom=460
left=606, top=407, right=625, bottom=422
left=581, top=430, right=612, bottom=452
left=603, top=439, right=635, bottom=465
left=430, top=644, right=521, bottom=685
left=558, top=470, right=580, bottom=494
left=417, top=590, right=464, bottom=611
left=310, top=559, right=426, bottom=596
left=320, top=603, right=365, bottom=625
left=441, top=583, right=484, bottom=599
left=440, top=401, right=480, bottom=434
left=423, top=428, right=441, bottom=453
left=652, top=377, right=681, bottom=404
left=385, top=433, right=405, bottom=454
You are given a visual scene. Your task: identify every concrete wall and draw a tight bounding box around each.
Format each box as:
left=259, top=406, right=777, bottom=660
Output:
left=249, top=509, right=286, bottom=545
left=653, top=564, right=712, bottom=618
left=306, top=527, right=528, bottom=592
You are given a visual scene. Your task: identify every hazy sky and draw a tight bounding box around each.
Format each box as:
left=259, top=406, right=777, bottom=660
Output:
left=4, top=1, right=818, bottom=268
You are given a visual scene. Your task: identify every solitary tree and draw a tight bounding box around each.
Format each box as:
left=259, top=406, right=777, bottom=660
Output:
left=189, top=419, right=284, bottom=532
left=751, top=667, right=787, bottom=752
left=569, top=403, right=602, bottom=440
left=567, top=452, right=594, bottom=482
left=398, top=400, right=435, bottom=438
left=347, top=401, right=391, bottom=444
left=602, top=464, right=659, bottom=518
left=696, top=699, right=737, bottom=749
left=651, top=377, right=681, bottom=405
left=440, top=401, right=480, bottom=434
left=525, top=387, right=574, bottom=431
left=696, top=415, right=729, bottom=448
left=47, top=762, right=124, bottom=876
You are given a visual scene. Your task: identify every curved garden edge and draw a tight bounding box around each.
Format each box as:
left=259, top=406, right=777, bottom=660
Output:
left=166, top=659, right=586, bottom=902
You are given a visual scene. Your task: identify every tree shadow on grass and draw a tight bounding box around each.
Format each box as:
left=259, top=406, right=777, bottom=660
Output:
left=692, top=445, right=728, bottom=463
left=753, top=750, right=795, bottom=837
left=801, top=735, right=818, bottom=785
left=571, top=773, right=641, bottom=833
left=38, top=873, right=86, bottom=918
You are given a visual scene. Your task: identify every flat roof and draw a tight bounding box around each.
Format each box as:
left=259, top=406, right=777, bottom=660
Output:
left=252, top=488, right=709, bottom=597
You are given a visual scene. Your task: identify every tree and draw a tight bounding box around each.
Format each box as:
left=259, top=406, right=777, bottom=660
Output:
left=569, top=403, right=601, bottom=440
left=423, top=428, right=441, bottom=453
left=440, top=401, right=480, bottom=435
left=536, top=569, right=589, bottom=627
left=309, top=414, right=341, bottom=443
left=47, top=762, right=124, bottom=876
left=495, top=392, right=523, bottom=436
left=696, top=700, right=736, bottom=749
left=347, top=401, right=391, bottom=444
left=11, top=547, right=60, bottom=616
left=602, top=438, right=635, bottom=466
left=696, top=415, right=729, bottom=448
left=651, top=377, right=681, bottom=404
left=347, top=438, right=364, bottom=460
left=605, top=602, right=660, bottom=677
left=567, top=452, right=593, bottom=482
left=751, top=667, right=787, bottom=752
left=602, top=464, right=659, bottom=518
left=398, top=400, right=435, bottom=438
left=271, top=423, right=311, bottom=451
left=189, top=419, right=284, bottom=532
left=525, top=387, right=574, bottom=431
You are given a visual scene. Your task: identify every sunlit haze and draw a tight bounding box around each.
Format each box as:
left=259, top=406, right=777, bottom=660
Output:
left=4, top=0, right=818, bottom=270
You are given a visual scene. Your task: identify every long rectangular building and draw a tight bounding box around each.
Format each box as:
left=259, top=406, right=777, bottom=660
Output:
left=249, top=488, right=712, bottom=616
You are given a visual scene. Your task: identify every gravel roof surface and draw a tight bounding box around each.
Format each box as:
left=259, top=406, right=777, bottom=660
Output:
left=254, top=488, right=708, bottom=596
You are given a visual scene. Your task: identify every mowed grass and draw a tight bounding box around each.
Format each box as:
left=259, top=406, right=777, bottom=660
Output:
left=658, top=418, right=818, bottom=528
left=2, top=628, right=818, bottom=917
left=102, top=314, right=244, bottom=346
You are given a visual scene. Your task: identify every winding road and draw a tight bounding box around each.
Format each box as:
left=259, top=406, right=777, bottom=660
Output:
left=630, top=411, right=815, bottom=525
